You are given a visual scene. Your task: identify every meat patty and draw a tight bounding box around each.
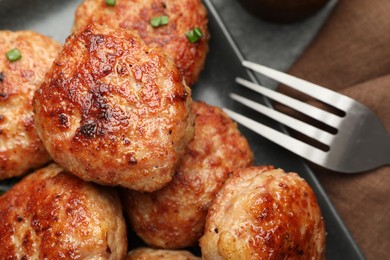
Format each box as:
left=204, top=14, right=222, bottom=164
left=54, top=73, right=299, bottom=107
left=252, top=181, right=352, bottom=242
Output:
left=126, top=248, right=200, bottom=260
left=122, top=101, right=253, bottom=249
left=33, top=24, right=194, bottom=192
left=0, top=163, right=127, bottom=259
left=199, top=166, right=326, bottom=260
left=73, top=0, right=209, bottom=86
left=0, top=31, right=61, bottom=180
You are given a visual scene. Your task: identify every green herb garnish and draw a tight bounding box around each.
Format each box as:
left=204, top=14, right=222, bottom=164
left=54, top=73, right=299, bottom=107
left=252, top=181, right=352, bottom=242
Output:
left=6, top=48, right=22, bottom=62
left=151, top=15, right=169, bottom=27
left=186, top=27, right=203, bottom=43
left=105, top=0, right=116, bottom=6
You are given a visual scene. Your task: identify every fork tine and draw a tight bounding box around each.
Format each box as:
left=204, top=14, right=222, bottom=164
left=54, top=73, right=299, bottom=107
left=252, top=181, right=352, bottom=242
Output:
left=223, top=108, right=327, bottom=165
left=242, top=60, right=355, bottom=111
left=236, top=77, right=343, bottom=128
left=230, top=93, right=334, bottom=145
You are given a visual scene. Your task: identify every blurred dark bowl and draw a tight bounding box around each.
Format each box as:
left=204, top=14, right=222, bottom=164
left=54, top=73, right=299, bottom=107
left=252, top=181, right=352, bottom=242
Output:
left=237, top=0, right=330, bottom=23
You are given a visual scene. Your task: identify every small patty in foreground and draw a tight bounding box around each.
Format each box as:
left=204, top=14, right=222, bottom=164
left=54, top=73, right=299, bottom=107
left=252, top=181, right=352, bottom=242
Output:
left=200, top=166, right=326, bottom=259
left=0, top=163, right=127, bottom=259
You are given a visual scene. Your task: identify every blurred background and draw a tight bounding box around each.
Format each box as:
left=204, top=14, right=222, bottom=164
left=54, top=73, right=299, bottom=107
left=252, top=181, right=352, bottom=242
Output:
left=212, top=0, right=337, bottom=87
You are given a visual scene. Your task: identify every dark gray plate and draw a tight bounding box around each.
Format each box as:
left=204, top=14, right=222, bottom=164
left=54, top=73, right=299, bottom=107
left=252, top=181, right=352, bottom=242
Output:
left=0, top=0, right=364, bottom=258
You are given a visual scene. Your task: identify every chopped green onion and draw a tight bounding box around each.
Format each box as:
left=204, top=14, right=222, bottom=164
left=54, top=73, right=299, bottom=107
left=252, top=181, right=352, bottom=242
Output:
left=186, top=27, right=203, bottom=43
left=6, top=48, right=22, bottom=62
left=194, top=27, right=203, bottom=37
left=160, top=15, right=169, bottom=25
left=151, top=17, right=161, bottom=27
left=105, top=0, right=116, bottom=6
left=150, top=15, right=169, bottom=27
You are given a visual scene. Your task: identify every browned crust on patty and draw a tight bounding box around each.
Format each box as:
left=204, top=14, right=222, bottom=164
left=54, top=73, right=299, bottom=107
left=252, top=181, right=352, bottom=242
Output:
left=33, top=24, right=194, bottom=192
left=0, top=30, right=61, bottom=180
left=122, top=101, right=253, bottom=249
left=73, top=0, right=209, bottom=86
left=0, top=163, right=127, bottom=259
left=200, top=167, right=326, bottom=260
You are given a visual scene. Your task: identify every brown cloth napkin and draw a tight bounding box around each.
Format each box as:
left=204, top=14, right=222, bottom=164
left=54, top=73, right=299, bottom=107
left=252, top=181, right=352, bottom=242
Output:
left=277, top=0, right=390, bottom=259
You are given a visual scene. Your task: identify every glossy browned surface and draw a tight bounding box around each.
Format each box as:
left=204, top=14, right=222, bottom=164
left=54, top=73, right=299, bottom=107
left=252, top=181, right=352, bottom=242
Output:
left=126, top=248, right=200, bottom=260
left=0, top=30, right=61, bottom=180
left=73, top=0, right=209, bottom=86
left=33, top=24, right=194, bottom=192
left=122, top=101, right=253, bottom=249
left=200, top=166, right=326, bottom=259
left=0, top=163, right=127, bottom=259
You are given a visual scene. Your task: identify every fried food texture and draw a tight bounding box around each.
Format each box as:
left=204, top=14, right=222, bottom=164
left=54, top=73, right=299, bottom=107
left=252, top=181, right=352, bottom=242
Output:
left=0, top=30, right=61, bottom=180
left=0, top=163, right=127, bottom=259
left=199, top=166, right=326, bottom=260
left=126, top=248, right=200, bottom=260
left=33, top=24, right=194, bottom=192
left=73, top=0, right=209, bottom=86
left=122, top=101, right=253, bottom=248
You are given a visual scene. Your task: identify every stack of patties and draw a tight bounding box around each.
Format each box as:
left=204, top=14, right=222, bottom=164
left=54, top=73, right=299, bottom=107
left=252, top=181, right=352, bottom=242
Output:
left=0, top=0, right=326, bottom=259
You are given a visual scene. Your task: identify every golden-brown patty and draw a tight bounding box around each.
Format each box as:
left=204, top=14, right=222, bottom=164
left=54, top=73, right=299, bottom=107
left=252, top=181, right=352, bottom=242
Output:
left=126, top=248, right=200, bottom=260
left=73, top=0, right=209, bottom=86
left=122, top=101, right=253, bottom=249
left=0, top=31, right=61, bottom=180
left=33, top=24, right=194, bottom=192
left=0, top=163, right=127, bottom=259
left=200, top=166, right=326, bottom=260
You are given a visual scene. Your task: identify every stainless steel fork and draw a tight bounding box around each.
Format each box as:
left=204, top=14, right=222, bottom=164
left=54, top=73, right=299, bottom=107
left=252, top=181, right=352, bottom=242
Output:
left=225, top=61, right=390, bottom=173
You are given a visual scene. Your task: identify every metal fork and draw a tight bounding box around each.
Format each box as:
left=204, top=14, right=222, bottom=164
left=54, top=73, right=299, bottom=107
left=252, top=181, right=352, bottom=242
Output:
left=224, top=61, right=390, bottom=173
